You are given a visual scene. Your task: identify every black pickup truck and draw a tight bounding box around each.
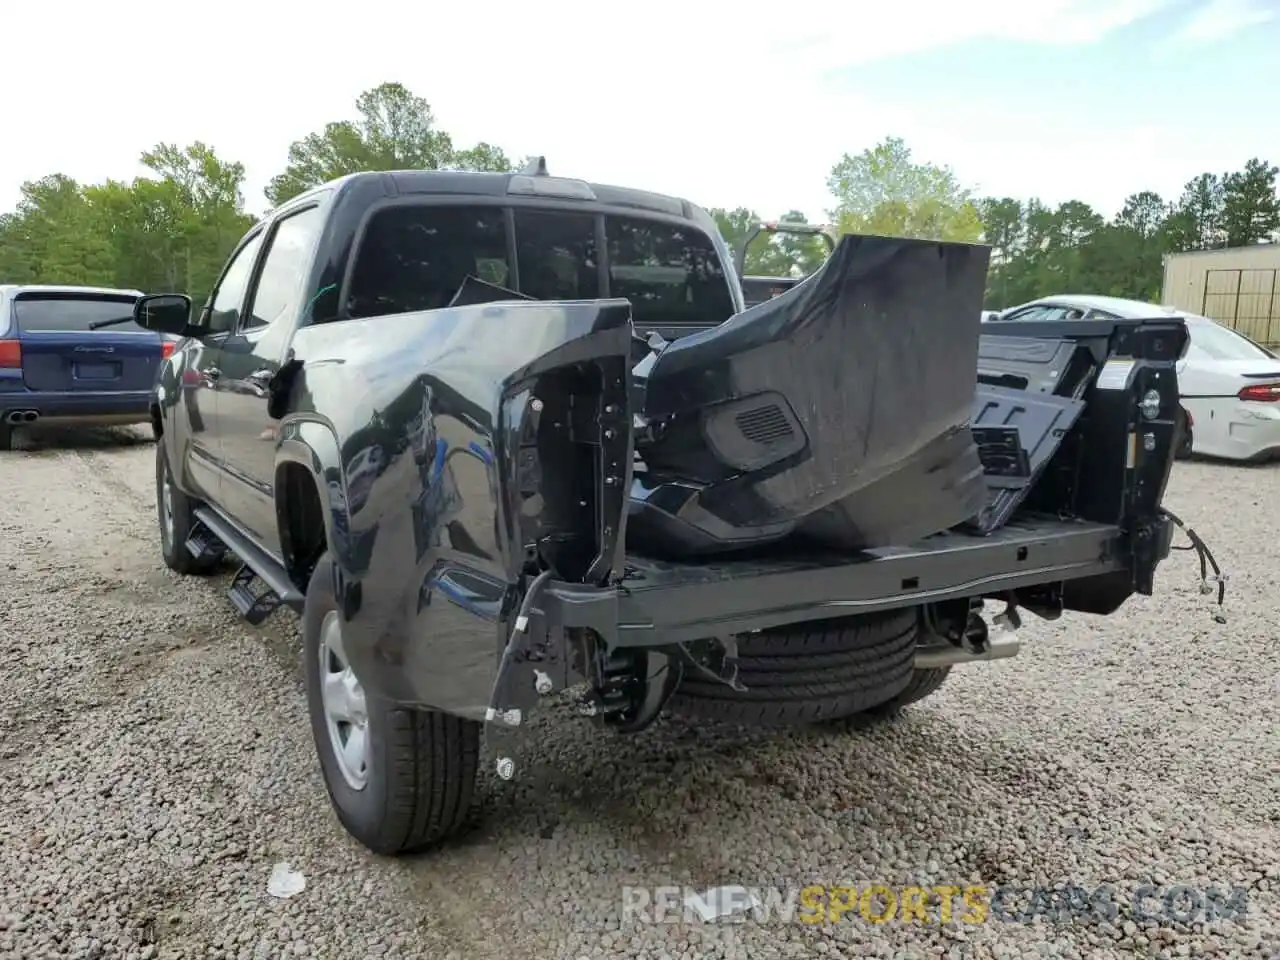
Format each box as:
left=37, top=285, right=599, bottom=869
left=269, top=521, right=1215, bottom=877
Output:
left=133, top=160, right=1214, bottom=857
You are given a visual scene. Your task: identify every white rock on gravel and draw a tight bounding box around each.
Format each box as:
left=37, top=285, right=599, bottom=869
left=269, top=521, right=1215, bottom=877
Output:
left=0, top=425, right=1276, bottom=960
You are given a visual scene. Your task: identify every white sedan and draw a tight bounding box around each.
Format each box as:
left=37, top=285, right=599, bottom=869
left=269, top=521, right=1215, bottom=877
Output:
left=988, top=295, right=1280, bottom=462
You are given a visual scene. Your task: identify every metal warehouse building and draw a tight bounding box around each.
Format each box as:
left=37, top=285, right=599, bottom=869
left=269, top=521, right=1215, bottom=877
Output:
left=1162, top=243, right=1280, bottom=347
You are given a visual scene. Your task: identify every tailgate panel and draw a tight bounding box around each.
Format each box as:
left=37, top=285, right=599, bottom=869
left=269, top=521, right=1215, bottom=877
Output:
left=968, top=385, right=1085, bottom=533
left=633, top=233, right=992, bottom=556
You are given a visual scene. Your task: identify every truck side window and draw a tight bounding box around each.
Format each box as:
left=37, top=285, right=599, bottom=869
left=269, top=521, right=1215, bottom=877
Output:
left=244, top=206, right=324, bottom=331
left=347, top=205, right=509, bottom=319
left=513, top=210, right=599, bottom=300
left=207, top=232, right=265, bottom=335
left=606, top=216, right=734, bottom=329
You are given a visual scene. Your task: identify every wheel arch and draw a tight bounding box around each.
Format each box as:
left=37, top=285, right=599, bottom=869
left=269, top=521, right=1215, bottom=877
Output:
left=275, top=421, right=347, bottom=592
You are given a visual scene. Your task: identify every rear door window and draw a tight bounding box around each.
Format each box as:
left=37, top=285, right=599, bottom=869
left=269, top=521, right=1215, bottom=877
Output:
left=605, top=216, right=734, bottom=328
left=347, top=206, right=510, bottom=319
left=13, top=295, right=142, bottom=333
left=513, top=210, right=599, bottom=301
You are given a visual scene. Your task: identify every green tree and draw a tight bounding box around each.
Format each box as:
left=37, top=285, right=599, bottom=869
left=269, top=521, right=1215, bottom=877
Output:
left=1093, top=191, right=1172, bottom=300
left=84, top=176, right=192, bottom=292
left=6, top=101, right=1276, bottom=326
left=827, top=137, right=983, bottom=242
left=1221, top=158, right=1280, bottom=247
left=1163, top=173, right=1226, bottom=251
left=709, top=206, right=758, bottom=265
left=0, top=143, right=254, bottom=300
left=708, top=207, right=830, bottom=277
left=79, top=142, right=256, bottom=300
left=979, top=198, right=1024, bottom=260
left=983, top=157, right=1277, bottom=308
left=772, top=210, right=831, bottom=276
left=0, top=175, right=114, bottom=285
left=1115, top=190, right=1168, bottom=238
left=266, top=83, right=515, bottom=206
left=983, top=199, right=1108, bottom=305
left=978, top=197, right=1024, bottom=307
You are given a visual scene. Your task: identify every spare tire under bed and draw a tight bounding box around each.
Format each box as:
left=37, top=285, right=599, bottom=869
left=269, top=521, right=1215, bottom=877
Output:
left=669, top=607, right=921, bottom=725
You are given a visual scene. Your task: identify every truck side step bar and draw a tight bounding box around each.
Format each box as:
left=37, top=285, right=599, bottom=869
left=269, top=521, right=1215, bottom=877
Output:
left=184, top=526, right=227, bottom=566
left=191, top=506, right=305, bottom=624
left=228, top=564, right=282, bottom=626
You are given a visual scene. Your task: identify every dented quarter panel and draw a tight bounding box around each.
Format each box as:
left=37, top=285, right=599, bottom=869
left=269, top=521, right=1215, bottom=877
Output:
left=280, top=298, right=635, bottom=718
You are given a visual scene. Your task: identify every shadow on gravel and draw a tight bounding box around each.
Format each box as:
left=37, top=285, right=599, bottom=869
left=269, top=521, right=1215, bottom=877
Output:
left=8, top=423, right=153, bottom=452
left=1182, top=452, right=1280, bottom=470
left=450, top=707, right=942, bottom=856
left=423, top=700, right=1136, bottom=898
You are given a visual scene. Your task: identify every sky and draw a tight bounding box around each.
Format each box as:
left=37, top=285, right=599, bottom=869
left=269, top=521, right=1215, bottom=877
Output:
left=1, top=0, right=1277, bottom=224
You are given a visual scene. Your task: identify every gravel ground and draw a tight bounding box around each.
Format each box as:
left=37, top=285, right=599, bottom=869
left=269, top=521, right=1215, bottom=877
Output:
left=1, top=425, right=1277, bottom=960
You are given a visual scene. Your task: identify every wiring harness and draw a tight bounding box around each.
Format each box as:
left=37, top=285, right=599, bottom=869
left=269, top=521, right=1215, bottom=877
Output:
left=1161, top=508, right=1228, bottom=624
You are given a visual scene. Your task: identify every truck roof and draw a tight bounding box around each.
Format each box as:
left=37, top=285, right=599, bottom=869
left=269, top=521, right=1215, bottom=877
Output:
left=298, top=168, right=704, bottom=222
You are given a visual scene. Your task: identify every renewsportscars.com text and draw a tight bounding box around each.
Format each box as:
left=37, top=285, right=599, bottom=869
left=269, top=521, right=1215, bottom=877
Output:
left=623, top=883, right=1250, bottom=926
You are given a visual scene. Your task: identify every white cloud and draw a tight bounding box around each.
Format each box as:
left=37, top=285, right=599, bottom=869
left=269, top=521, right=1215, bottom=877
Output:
left=0, top=0, right=1262, bottom=233
left=1165, top=0, right=1275, bottom=44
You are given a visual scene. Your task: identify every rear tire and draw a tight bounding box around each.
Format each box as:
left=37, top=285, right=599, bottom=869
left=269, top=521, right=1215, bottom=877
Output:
left=156, top=442, right=219, bottom=575
left=304, top=554, right=480, bottom=855
left=1175, top=427, right=1193, bottom=460
left=1175, top=408, right=1193, bottom=460
left=670, top=608, right=920, bottom=725
left=864, top=666, right=951, bottom=715
left=0, top=423, right=11, bottom=452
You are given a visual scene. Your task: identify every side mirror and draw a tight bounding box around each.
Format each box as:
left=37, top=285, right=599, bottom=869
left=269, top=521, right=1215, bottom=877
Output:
left=134, top=293, right=193, bottom=335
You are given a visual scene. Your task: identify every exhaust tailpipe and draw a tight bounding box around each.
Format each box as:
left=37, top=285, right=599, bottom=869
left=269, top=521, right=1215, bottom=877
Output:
left=5, top=410, right=39, bottom=424
left=914, top=632, right=1021, bottom=669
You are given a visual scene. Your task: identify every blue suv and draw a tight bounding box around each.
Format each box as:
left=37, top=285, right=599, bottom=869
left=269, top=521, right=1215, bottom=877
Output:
left=0, top=285, right=174, bottom=450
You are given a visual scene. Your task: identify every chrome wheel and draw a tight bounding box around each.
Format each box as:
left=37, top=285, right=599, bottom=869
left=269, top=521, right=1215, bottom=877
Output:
left=319, top=611, right=369, bottom=790
left=160, top=460, right=176, bottom=547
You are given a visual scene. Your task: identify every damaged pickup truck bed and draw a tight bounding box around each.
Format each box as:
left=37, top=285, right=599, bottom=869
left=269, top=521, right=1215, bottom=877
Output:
left=136, top=161, right=1219, bottom=857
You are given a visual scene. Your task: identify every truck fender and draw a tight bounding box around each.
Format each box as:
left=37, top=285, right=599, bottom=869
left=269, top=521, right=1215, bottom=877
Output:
left=151, top=372, right=191, bottom=494
left=274, top=417, right=351, bottom=586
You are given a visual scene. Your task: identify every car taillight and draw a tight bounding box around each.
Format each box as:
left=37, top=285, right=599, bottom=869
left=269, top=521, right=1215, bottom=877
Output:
left=1237, top=383, right=1280, bottom=402
left=0, top=340, right=20, bottom=368
left=161, top=341, right=175, bottom=360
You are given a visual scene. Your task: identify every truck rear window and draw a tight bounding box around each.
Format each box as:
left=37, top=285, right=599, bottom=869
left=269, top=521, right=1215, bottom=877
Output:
left=606, top=216, right=734, bottom=329
left=14, top=295, right=144, bottom=333
left=345, top=203, right=734, bottom=328
left=514, top=210, right=600, bottom=301
left=347, top=206, right=511, bottom=319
